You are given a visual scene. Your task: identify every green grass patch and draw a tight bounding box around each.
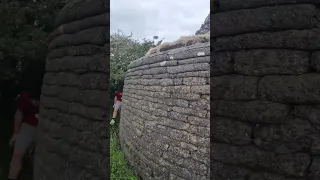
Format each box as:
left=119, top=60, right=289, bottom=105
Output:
left=110, top=111, right=137, bottom=180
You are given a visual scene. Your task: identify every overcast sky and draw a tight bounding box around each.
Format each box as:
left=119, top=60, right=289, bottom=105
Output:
left=110, top=0, right=210, bottom=43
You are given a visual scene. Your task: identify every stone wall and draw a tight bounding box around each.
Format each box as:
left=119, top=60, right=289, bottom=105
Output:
left=33, top=0, right=109, bottom=179
left=120, top=37, right=210, bottom=179
left=212, top=2, right=320, bottom=180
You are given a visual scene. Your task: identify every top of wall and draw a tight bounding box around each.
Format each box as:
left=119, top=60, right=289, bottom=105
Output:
left=46, top=0, right=109, bottom=51
left=213, top=0, right=320, bottom=12
left=212, top=3, right=320, bottom=39
left=127, top=34, right=210, bottom=70
left=54, top=0, right=107, bottom=28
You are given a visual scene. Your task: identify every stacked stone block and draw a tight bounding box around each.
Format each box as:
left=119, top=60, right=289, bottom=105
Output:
left=212, top=2, right=320, bottom=180
left=120, top=41, right=210, bottom=179
left=33, top=0, right=109, bottom=179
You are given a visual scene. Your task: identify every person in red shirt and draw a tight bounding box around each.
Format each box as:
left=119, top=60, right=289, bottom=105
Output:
left=110, top=90, right=122, bottom=125
left=8, top=87, right=40, bottom=180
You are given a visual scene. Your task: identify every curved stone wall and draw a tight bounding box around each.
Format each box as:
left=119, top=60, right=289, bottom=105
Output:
left=34, top=0, right=109, bottom=179
left=212, top=2, right=320, bottom=180
left=120, top=36, right=210, bottom=180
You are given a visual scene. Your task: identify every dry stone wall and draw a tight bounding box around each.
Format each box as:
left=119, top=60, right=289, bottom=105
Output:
left=120, top=39, right=210, bottom=180
left=212, top=2, right=320, bottom=180
left=34, top=0, right=109, bottom=179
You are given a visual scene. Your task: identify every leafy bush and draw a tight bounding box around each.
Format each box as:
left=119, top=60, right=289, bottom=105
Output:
left=0, top=0, right=66, bottom=82
left=110, top=30, right=163, bottom=92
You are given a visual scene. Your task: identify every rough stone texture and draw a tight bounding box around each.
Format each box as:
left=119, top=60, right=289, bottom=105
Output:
left=212, top=4, right=320, bottom=38
left=213, top=0, right=320, bottom=12
left=195, top=14, right=210, bottom=35
left=120, top=41, right=210, bottom=180
left=212, top=2, right=320, bottom=180
left=33, top=0, right=109, bottom=180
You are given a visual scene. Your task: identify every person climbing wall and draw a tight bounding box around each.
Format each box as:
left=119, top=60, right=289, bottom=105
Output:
left=8, top=85, right=41, bottom=180
left=110, top=90, right=122, bottom=125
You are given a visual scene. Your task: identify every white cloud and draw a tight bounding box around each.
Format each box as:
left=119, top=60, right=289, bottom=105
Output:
left=110, top=0, right=209, bottom=42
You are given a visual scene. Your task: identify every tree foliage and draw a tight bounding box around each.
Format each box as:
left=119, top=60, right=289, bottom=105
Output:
left=0, top=0, right=66, bottom=82
left=110, top=30, right=163, bottom=91
left=0, top=0, right=163, bottom=95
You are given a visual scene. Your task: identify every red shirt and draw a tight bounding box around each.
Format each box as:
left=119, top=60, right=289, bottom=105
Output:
left=17, top=92, right=39, bottom=127
left=115, top=91, right=122, bottom=102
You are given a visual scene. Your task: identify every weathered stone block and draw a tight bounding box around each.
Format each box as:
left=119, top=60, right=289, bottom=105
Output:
left=49, top=26, right=107, bottom=50
left=211, top=52, right=235, bottom=76
left=171, top=93, right=200, bottom=101
left=309, top=157, right=320, bottom=180
left=189, top=99, right=209, bottom=110
left=168, top=43, right=210, bottom=60
left=212, top=100, right=290, bottom=124
left=143, top=67, right=167, bottom=75
left=211, top=117, right=252, bottom=145
left=212, top=4, right=319, bottom=37
left=253, top=116, right=314, bottom=153
left=183, top=77, right=207, bottom=85
left=159, top=78, right=174, bottom=86
left=213, top=29, right=320, bottom=51
left=128, top=54, right=169, bottom=69
left=167, top=63, right=209, bottom=74
left=41, top=85, right=59, bottom=96
left=162, top=86, right=191, bottom=94
left=211, top=161, right=250, bottom=179
left=311, top=51, right=320, bottom=72
left=211, top=143, right=310, bottom=177
left=173, top=106, right=207, bottom=118
left=178, top=56, right=210, bottom=65
left=211, top=75, right=259, bottom=100
left=234, top=50, right=310, bottom=75
left=151, top=60, right=178, bottom=68
left=259, top=74, right=320, bottom=104
left=177, top=71, right=210, bottom=78
left=214, top=0, right=320, bottom=12
left=54, top=0, right=107, bottom=27
left=47, top=44, right=102, bottom=60
left=249, top=172, right=304, bottom=180
left=78, top=73, right=109, bottom=90
left=293, top=105, right=320, bottom=125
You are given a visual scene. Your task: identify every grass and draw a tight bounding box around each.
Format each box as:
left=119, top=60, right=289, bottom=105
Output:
left=110, top=111, right=138, bottom=180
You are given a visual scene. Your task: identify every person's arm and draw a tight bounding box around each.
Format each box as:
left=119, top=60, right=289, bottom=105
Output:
left=13, top=109, right=23, bottom=134
left=14, top=93, right=25, bottom=134
left=9, top=108, right=23, bottom=146
left=114, top=95, right=117, bottom=105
